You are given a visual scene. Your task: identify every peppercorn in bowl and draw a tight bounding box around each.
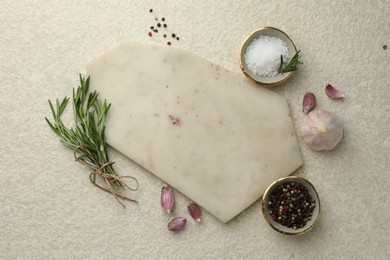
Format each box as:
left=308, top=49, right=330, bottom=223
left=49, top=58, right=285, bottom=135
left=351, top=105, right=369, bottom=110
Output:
left=262, top=176, right=320, bottom=235
left=239, top=27, right=299, bottom=87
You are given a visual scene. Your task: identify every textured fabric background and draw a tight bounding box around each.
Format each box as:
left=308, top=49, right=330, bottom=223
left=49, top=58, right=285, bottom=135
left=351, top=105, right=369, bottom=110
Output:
left=1, top=0, right=389, bottom=259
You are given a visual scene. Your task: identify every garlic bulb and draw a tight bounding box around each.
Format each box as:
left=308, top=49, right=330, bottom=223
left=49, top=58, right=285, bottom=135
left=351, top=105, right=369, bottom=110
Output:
left=301, top=109, right=343, bottom=151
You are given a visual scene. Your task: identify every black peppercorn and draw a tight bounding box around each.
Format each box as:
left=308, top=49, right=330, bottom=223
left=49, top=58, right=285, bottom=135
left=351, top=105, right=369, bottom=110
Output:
left=267, top=182, right=315, bottom=230
left=171, top=33, right=176, bottom=38
left=149, top=9, right=153, bottom=13
left=157, top=23, right=161, bottom=27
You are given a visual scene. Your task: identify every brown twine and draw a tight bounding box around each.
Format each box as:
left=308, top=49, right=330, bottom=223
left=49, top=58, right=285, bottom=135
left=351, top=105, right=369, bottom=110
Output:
left=73, top=148, right=138, bottom=208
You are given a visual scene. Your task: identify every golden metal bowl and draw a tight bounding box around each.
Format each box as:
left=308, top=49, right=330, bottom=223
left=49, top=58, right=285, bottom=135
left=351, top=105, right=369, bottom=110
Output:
left=262, top=176, right=320, bottom=235
left=239, top=27, right=297, bottom=87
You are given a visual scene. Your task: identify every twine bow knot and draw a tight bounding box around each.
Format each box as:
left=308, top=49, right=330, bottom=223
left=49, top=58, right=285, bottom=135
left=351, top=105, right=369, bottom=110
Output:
left=74, top=148, right=138, bottom=207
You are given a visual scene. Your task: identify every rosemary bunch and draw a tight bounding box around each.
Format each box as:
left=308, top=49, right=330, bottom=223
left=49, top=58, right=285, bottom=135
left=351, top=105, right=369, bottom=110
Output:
left=278, top=50, right=303, bottom=74
left=45, top=74, right=137, bottom=206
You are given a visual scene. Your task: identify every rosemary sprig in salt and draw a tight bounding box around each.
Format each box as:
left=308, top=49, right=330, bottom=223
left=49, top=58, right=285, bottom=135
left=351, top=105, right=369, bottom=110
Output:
left=45, top=74, right=138, bottom=207
left=278, top=50, right=303, bottom=74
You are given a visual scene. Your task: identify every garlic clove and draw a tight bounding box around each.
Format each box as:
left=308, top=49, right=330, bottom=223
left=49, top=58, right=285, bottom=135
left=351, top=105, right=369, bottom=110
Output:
left=161, top=185, right=175, bottom=213
left=325, top=84, right=344, bottom=99
left=301, top=109, right=343, bottom=151
left=187, top=202, right=202, bottom=222
left=167, top=217, right=187, bottom=231
left=302, top=92, right=316, bottom=114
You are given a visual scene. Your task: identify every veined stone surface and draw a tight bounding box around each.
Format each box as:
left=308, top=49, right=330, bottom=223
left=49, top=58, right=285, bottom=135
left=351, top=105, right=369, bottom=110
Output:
left=87, top=43, right=303, bottom=223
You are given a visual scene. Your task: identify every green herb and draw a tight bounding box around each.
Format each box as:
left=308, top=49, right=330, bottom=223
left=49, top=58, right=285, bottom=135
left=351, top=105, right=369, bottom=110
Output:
left=278, top=50, right=303, bottom=74
left=45, top=74, right=138, bottom=207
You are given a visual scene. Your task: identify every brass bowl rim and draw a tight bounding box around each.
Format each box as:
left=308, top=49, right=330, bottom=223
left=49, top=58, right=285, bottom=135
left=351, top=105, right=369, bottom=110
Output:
left=261, top=175, right=321, bottom=235
left=239, top=26, right=298, bottom=87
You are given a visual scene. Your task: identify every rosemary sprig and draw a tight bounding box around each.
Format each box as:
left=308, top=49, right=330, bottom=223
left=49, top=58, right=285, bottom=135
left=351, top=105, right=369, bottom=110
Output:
left=278, top=50, right=303, bottom=74
left=45, top=74, right=138, bottom=206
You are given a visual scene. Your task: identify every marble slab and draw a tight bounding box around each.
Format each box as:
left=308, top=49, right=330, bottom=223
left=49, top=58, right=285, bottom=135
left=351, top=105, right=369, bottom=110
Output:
left=87, top=43, right=303, bottom=223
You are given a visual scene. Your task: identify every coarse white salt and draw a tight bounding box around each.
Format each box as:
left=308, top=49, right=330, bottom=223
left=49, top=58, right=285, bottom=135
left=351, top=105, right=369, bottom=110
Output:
left=244, top=35, right=290, bottom=77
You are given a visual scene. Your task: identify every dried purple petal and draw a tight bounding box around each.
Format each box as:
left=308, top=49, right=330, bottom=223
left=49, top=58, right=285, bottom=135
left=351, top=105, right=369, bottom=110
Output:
left=302, top=92, right=316, bottom=114
left=187, top=202, right=201, bottom=222
left=167, top=217, right=187, bottom=231
left=325, top=84, right=344, bottom=99
left=161, top=185, right=175, bottom=213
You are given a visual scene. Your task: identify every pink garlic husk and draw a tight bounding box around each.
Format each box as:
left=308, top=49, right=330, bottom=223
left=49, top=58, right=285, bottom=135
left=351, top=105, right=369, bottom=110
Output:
left=167, top=217, right=187, bottom=231
left=325, top=84, right=344, bottom=99
left=302, top=92, right=316, bottom=114
left=161, top=185, right=175, bottom=213
left=187, top=202, right=202, bottom=222
left=301, top=109, right=344, bottom=151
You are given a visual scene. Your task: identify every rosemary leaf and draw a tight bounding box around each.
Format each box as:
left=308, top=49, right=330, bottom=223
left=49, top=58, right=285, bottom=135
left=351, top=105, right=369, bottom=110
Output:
left=278, top=50, right=303, bottom=74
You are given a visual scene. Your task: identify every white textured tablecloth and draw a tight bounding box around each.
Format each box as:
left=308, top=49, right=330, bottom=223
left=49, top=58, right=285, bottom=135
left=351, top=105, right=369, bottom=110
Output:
left=1, top=1, right=389, bottom=259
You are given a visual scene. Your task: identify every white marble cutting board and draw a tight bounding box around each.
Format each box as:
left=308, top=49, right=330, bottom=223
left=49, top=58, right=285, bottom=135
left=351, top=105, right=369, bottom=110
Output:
left=87, top=43, right=303, bottom=223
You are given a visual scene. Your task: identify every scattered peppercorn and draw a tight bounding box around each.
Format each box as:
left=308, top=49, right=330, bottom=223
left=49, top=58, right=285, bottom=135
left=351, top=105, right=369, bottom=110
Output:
left=147, top=11, right=181, bottom=44
left=383, top=45, right=388, bottom=50
left=267, top=182, right=316, bottom=230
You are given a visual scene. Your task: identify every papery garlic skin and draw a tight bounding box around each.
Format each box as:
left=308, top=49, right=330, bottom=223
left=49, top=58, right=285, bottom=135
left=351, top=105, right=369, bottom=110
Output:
left=301, top=109, right=343, bottom=151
